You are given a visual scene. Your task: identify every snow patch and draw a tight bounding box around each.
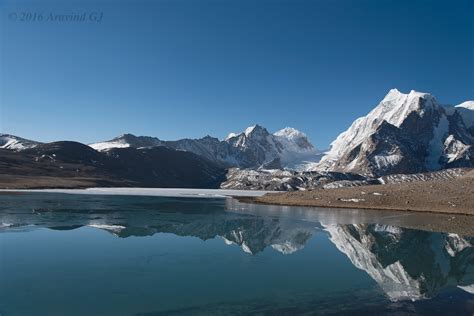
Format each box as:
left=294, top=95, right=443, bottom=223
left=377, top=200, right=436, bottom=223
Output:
left=88, top=224, right=126, bottom=234
left=340, top=198, right=365, bottom=203
left=89, top=141, right=131, bottom=151
left=458, top=285, right=474, bottom=294
left=0, top=134, right=40, bottom=151
left=225, top=132, right=238, bottom=140
left=373, top=154, right=403, bottom=170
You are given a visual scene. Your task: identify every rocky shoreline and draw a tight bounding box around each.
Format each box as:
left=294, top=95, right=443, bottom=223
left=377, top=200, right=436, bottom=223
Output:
left=238, top=170, right=474, bottom=216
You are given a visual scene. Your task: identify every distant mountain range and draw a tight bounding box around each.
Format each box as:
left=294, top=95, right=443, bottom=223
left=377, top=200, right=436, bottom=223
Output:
left=1, top=89, right=473, bottom=189
left=2, top=125, right=323, bottom=171
left=0, top=141, right=226, bottom=188
left=89, top=125, right=324, bottom=170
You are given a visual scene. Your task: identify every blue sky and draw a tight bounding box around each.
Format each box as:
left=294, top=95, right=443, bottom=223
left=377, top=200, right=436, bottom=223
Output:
left=1, top=0, right=473, bottom=149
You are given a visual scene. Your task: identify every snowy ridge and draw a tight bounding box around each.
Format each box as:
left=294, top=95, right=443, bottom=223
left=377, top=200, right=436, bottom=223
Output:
left=225, top=124, right=283, bottom=166
left=317, top=89, right=438, bottom=170
left=89, top=125, right=323, bottom=170
left=314, top=89, right=474, bottom=176
left=274, top=127, right=310, bottom=142
left=244, top=125, right=258, bottom=136
left=455, top=101, right=474, bottom=129
left=89, top=134, right=162, bottom=151
left=457, top=101, right=474, bottom=110
left=273, top=127, right=324, bottom=170
left=227, top=124, right=324, bottom=169
left=0, top=134, right=41, bottom=151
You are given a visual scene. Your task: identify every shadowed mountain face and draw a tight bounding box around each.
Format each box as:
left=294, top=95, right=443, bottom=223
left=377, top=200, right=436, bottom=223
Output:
left=1, top=142, right=226, bottom=188
left=1, top=193, right=473, bottom=302
left=102, top=146, right=227, bottom=188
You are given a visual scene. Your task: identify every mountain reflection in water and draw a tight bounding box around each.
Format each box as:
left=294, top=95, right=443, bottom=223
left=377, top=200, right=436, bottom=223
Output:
left=0, top=192, right=473, bottom=312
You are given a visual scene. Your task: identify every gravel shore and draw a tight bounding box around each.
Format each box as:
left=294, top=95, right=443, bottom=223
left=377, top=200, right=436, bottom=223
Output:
left=244, top=170, right=474, bottom=216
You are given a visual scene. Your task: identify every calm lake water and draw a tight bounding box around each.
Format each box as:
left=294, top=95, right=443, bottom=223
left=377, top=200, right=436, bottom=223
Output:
left=0, top=192, right=473, bottom=315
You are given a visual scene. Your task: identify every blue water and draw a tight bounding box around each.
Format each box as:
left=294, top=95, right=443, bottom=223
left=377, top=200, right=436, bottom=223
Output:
left=0, top=193, right=473, bottom=315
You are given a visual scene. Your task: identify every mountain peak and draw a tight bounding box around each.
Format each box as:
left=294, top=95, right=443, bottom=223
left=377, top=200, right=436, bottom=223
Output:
left=382, top=88, right=433, bottom=104
left=316, top=90, right=473, bottom=176
left=244, top=124, right=267, bottom=137
left=383, top=88, right=403, bottom=101
left=115, top=133, right=138, bottom=141
left=274, top=127, right=307, bottom=139
left=118, top=133, right=136, bottom=137
left=244, top=125, right=257, bottom=136
left=225, top=125, right=268, bottom=140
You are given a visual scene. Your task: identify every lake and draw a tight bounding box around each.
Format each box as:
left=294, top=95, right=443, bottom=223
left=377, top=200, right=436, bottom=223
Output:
left=0, top=192, right=473, bottom=315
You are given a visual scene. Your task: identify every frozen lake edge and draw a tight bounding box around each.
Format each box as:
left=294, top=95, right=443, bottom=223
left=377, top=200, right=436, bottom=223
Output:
left=0, top=187, right=272, bottom=198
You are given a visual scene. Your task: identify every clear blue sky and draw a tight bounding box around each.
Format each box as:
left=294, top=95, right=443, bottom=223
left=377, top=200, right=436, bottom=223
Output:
left=1, top=0, right=473, bottom=149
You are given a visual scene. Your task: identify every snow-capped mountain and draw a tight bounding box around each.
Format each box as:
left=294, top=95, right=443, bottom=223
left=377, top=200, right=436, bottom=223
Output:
left=315, top=89, right=474, bottom=176
left=273, top=127, right=325, bottom=169
left=166, top=136, right=238, bottom=166
left=0, top=134, right=41, bottom=151
left=224, top=125, right=284, bottom=168
left=89, top=125, right=323, bottom=170
left=3, top=88, right=471, bottom=182
left=274, top=127, right=314, bottom=151
left=172, top=124, right=324, bottom=170
left=89, top=133, right=163, bottom=151
left=228, top=125, right=324, bottom=170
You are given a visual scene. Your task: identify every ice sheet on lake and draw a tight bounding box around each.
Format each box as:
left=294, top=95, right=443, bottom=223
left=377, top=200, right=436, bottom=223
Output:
left=0, top=187, right=272, bottom=198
